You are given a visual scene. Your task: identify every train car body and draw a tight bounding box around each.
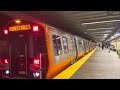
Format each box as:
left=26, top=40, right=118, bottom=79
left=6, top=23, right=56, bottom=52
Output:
left=0, top=19, right=96, bottom=79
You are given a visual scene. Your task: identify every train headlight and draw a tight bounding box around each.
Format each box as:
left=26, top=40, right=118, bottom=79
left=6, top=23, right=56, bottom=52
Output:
left=33, top=72, right=40, bottom=78
left=5, top=70, right=9, bottom=74
left=4, top=30, right=8, bottom=35
left=35, top=72, right=39, bottom=77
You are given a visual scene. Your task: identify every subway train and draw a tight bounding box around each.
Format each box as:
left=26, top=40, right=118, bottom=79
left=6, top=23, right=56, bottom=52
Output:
left=0, top=19, right=96, bottom=79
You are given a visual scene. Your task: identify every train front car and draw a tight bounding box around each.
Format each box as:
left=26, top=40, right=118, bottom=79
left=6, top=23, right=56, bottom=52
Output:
left=0, top=19, right=49, bottom=79
left=0, top=19, right=96, bottom=79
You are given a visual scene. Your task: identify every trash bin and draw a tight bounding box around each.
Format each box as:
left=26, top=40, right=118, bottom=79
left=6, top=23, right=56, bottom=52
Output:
left=110, top=45, right=116, bottom=51
left=117, top=50, right=120, bottom=55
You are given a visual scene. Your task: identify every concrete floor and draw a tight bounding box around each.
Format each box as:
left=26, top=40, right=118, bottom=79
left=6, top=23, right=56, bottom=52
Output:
left=70, top=47, right=120, bottom=79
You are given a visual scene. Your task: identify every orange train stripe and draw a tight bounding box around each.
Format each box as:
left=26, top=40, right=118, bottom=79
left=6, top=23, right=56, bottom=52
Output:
left=47, top=51, right=85, bottom=79
left=44, top=27, right=54, bottom=78
left=53, top=48, right=96, bottom=79
left=46, top=56, right=74, bottom=79
left=77, top=51, right=84, bottom=58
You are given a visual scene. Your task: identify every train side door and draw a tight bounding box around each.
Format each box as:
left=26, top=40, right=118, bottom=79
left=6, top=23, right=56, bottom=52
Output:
left=83, top=40, right=86, bottom=55
left=71, top=37, right=78, bottom=64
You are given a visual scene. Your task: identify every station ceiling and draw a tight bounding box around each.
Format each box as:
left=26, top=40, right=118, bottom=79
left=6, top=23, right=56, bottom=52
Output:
left=0, top=11, right=120, bottom=42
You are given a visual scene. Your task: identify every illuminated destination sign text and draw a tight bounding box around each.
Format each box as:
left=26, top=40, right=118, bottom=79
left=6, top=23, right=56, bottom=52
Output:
left=9, top=24, right=31, bottom=31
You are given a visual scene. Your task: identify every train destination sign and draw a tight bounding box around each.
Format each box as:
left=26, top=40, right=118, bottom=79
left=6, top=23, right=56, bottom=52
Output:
left=9, top=24, right=31, bottom=31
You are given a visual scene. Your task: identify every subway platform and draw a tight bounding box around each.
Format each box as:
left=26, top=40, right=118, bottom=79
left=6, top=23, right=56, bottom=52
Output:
left=54, top=47, right=120, bottom=79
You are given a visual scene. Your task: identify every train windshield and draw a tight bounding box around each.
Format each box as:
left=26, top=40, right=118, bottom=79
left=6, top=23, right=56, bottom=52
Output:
left=0, top=41, right=9, bottom=59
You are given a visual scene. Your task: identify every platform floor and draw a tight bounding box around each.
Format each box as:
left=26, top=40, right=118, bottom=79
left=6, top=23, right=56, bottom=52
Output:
left=70, top=47, right=120, bottom=79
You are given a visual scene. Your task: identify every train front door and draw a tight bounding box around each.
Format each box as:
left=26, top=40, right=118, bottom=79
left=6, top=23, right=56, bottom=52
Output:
left=9, top=34, right=28, bottom=77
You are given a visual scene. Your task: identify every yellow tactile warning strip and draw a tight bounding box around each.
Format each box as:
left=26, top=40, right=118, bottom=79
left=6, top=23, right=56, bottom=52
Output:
left=53, top=48, right=96, bottom=79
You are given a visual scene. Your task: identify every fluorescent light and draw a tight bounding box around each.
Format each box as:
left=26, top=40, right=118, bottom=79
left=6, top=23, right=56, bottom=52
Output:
left=87, top=27, right=115, bottom=31
left=111, top=36, right=114, bottom=39
left=104, top=36, right=107, bottom=37
left=104, top=34, right=109, bottom=35
left=92, top=34, right=104, bottom=36
left=90, top=31, right=112, bottom=34
left=81, top=19, right=120, bottom=25
left=95, top=37, right=104, bottom=38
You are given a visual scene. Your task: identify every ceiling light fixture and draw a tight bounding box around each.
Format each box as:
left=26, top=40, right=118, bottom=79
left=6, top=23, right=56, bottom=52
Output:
left=81, top=19, right=120, bottom=25
left=87, top=27, right=115, bottom=31
left=90, top=31, right=112, bottom=34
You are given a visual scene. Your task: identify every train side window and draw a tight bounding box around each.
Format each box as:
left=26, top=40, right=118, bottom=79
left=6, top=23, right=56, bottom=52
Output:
left=52, top=35, right=62, bottom=56
left=71, top=38, right=76, bottom=51
left=62, top=37, right=69, bottom=54
left=78, top=40, right=83, bottom=50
